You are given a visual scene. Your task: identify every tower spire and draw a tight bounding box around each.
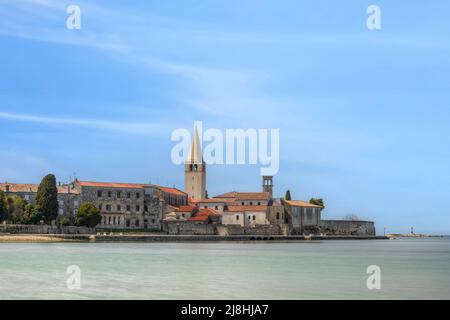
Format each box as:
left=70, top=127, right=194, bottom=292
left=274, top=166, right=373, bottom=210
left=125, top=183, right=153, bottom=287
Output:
left=187, top=125, right=203, bottom=164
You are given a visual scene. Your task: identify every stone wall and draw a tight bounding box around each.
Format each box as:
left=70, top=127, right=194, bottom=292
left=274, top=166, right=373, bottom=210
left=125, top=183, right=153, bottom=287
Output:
left=163, top=221, right=217, bottom=235
left=224, top=224, right=282, bottom=235
left=319, top=220, right=375, bottom=236
left=0, top=224, right=95, bottom=234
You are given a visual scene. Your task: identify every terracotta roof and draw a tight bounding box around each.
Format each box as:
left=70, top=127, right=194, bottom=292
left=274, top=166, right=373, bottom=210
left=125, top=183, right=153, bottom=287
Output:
left=235, top=192, right=270, bottom=201
left=213, top=191, right=238, bottom=198
left=285, top=200, right=322, bottom=208
left=225, top=205, right=268, bottom=212
left=187, top=208, right=221, bottom=222
left=196, top=198, right=234, bottom=204
left=76, top=181, right=145, bottom=189
left=76, top=180, right=186, bottom=196
left=188, top=197, right=200, bottom=204
left=157, top=186, right=186, bottom=196
left=0, top=183, right=79, bottom=194
left=176, top=205, right=196, bottom=212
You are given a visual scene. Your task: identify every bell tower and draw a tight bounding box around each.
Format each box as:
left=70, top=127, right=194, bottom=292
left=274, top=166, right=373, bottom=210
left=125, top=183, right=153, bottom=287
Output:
left=262, top=175, right=273, bottom=198
left=184, top=126, right=206, bottom=200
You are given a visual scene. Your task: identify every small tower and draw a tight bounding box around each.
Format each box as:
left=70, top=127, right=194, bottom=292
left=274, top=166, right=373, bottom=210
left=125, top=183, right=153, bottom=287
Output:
left=262, top=175, right=273, bottom=198
left=184, top=126, right=206, bottom=200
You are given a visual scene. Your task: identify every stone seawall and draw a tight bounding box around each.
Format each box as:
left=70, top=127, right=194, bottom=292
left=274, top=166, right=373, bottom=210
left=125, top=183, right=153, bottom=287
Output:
left=0, top=224, right=95, bottom=235
left=319, top=220, right=375, bottom=236
left=0, top=233, right=388, bottom=242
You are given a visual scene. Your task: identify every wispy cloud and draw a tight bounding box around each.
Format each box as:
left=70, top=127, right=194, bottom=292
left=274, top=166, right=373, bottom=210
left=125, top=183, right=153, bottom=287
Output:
left=0, top=111, right=165, bottom=136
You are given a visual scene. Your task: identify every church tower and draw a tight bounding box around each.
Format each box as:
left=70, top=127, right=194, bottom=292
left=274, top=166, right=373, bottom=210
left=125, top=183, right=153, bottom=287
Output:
left=262, top=175, right=273, bottom=199
left=184, top=126, right=206, bottom=200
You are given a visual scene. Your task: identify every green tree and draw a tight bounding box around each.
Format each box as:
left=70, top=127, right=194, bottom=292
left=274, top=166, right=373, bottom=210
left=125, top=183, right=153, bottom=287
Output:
left=0, top=190, right=6, bottom=222
left=5, top=195, right=16, bottom=222
left=75, top=203, right=102, bottom=228
left=11, top=196, right=27, bottom=223
left=21, top=204, right=45, bottom=225
left=36, top=174, right=59, bottom=224
left=285, top=190, right=291, bottom=201
left=309, top=198, right=324, bottom=209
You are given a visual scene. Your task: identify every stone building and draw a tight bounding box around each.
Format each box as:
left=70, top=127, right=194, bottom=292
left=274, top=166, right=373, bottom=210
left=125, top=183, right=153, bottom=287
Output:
left=284, top=200, right=323, bottom=234
left=0, top=182, right=80, bottom=218
left=222, top=205, right=269, bottom=227
left=73, top=180, right=187, bottom=230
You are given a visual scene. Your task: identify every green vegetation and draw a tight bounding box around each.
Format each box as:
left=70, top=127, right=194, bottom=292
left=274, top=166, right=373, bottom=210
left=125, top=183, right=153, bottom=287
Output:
left=75, top=203, right=102, bottom=228
left=0, top=190, right=6, bottom=222
left=309, top=198, right=324, bottom=208
left=285, top=190, right=291, bottom=201
left=36, top=174, right=59, bottom=224
left=21, top=204, right=45, bottom=225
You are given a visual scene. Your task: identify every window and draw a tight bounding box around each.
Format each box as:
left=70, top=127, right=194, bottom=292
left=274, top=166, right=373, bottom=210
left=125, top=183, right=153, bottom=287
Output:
left=204, top=206, right=207, bottom=209
left=74, top=200, right=79, bottom=207
left=97, top=190, right=102, bottom=197
left=250, top=202, right=253, bottom=205
left=99, top=204, right=103, bottom=210
left=276, top=212, right=280, bottom=220
left=108, top=191, right=112, bottom=198
left=126, top=220, right=130, bottom=227
left=182, top=214, right=185, bottom=218
left=151, top=219, right=155, bottom=224
left=126, top=205, right=130, bottom=212
left=136, top=193, right=140, bottom=199
left=108, top=216, right=111, bottom=224
left=25, top=195, right=30, bottom=201
left=117, top=205, right=121, bottom=211
left=136, top=205, right=140, bottom=212
left=215, top=206, right=218, bottom=210
left=127, top=192, right=131, bottom=199
left=117, top=191, right=121, bottom=198
left=236, top=215, right=239, bottom=221
left=135, top=219, right=140, bottom=227
left=144, top=205, right=148, bottom=212
left=257, top=202, right=261, bottom=205
left=106, top=204, right=111, bottom=212
left=253, top=215, right=256, bottom=221
left=113, top=216, right=116, bottom=225
left=241, top=202, right=244, bottom=205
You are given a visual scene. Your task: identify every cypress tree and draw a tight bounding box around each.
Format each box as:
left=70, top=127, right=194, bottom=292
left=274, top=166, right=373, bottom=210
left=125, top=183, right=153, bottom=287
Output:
left=0, top=190, right=6, bottom=222
left=36, top=174, right=59, bottom=224
left=285, top=190, right=291, bottom=201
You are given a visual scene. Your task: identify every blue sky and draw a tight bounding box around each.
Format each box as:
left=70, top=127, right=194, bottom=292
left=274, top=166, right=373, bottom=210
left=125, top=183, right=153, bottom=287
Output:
left=1, top=0, right=449, bottom=234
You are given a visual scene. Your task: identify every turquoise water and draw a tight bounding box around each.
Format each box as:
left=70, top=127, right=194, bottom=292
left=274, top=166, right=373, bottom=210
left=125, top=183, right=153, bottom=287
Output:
left=1, top=238, right=449, bottom=299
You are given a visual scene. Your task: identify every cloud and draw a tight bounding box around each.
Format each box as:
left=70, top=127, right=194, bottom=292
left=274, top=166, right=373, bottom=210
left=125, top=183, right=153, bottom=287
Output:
left=0, top=111, right=165, bottom=136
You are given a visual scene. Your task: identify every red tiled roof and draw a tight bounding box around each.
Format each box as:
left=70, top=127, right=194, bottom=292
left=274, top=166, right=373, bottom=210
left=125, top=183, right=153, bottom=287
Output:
left=176, top=205, right=196, bottom=212
left=235, top=192, right=270, bottom=201
left=157, top=186, right=186, bottom=196
left=76, top=181, right=145, bottom=189
left=225, top=205, right=268, bottom=212
left=196, top=198, right=234, bottom=204
left=213, top=191, right=238, bottom=198
left=187, top=208, right=221, bottom=221
left=76, top=180, right=186, bottom=196
left=285, top=200, right=322, bottom=208
left=0, top=183, right=79, bottom=194
left=213, top=191, right=270, bottom=201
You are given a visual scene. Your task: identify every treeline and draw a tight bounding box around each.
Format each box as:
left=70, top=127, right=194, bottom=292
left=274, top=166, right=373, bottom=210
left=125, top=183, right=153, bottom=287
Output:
left=0, top=174, right=101, bottom=228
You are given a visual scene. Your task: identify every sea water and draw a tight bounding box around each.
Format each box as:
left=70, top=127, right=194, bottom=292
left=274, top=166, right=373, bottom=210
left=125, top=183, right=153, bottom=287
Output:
left=0, top=238, right=449, bottom=299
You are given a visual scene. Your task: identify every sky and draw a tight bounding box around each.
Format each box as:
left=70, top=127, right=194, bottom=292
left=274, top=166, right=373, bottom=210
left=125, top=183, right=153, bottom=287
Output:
left=1, top=0, right=449, bottom=234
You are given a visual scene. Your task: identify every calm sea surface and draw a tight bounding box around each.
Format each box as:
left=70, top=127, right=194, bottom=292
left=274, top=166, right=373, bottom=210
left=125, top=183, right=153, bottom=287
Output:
left=1, top=238, right=449, bottom=299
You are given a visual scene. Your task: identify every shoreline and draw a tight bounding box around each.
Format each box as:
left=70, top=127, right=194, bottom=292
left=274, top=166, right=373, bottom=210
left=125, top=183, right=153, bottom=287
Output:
left=0, top=234, right=389, bottom=243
